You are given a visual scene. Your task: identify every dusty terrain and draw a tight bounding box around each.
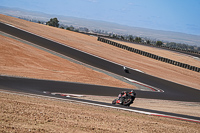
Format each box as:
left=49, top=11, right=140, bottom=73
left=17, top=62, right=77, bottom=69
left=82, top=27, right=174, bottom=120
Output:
left=0, top=34, right=135, bottom=89
left=0, top=14, right=199, bottom=90
left=78, top=94, right=200, bottom=118
left=0, top=14, right=200, bottom=132
left=1, top=91, right=199, bottom=133
left=109, top=38, right=200, bottom=68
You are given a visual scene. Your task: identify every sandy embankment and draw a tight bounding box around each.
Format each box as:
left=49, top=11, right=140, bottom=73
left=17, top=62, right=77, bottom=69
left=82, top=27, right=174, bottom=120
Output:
left=0, top=14, right=200, bottom=132
left=0, top=14, right=199, bottom=90
left=0, top=34, right=135, bottom=89
left=1, top=92, right=199, bottom=133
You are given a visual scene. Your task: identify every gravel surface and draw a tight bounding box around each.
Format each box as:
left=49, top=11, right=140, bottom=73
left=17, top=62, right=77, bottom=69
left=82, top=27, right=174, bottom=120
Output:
left=0, top=14, right=200, bottom=132
left=1, top=14, right=199, bottom=90
left=1, top=91, right=199, bottom=133
left=77, top=94, right=200, bottom=118
left=0, top=33, right=136, bottom=89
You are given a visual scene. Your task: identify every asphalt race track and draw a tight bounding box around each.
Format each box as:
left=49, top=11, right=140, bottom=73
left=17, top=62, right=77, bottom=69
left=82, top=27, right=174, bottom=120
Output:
left=1, top=22, right=200, bottom=102
left=1, top=21, right=200, bottom=123
left=1, top=76, right=200, bottom=122
left=0, top=75, right=200, bottom=102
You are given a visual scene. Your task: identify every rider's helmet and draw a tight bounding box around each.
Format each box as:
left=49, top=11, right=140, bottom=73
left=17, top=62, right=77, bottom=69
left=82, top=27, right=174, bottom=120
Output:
left=121, top=91, right=126, bottom=94
left=131, top=90, right=136, bottom=96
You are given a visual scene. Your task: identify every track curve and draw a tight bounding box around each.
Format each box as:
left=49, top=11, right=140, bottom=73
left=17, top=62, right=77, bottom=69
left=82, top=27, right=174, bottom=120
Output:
left=0, top=76, right=200, bottom=102
left=0, top=22, right=200, bottom=102
left=0, top=77, right=200, bottom=123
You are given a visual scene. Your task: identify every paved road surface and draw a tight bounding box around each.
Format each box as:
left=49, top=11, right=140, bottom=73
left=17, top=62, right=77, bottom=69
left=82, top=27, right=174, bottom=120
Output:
left=0, top=22, right=200, bottom=102
left=0, top=76, right=200, bottom=122
left=0, top=76, right=199, bottom=102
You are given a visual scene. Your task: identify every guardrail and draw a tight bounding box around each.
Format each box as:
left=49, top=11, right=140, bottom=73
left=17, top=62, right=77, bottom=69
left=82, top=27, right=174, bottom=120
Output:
left=97, top=37, right=200, bottom=73
left=78, top=31, right=200, bottom=57
left=111, top=38, right=200, bottom=56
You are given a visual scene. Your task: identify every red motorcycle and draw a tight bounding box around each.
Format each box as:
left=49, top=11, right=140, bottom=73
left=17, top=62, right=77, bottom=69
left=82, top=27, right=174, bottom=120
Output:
left=112, top=90, right=136, bottom=106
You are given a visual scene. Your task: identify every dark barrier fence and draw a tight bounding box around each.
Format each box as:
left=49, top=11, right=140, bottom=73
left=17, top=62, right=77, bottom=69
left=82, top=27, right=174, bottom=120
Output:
left=97, top=37, right=200, bottom=73
left=79, top=31, right=200, bottom=56
left=76, top=31, right=200, bottom=57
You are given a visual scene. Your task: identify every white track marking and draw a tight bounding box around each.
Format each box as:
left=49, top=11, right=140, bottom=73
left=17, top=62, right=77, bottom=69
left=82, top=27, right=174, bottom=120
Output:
left=44, top=91, right=84, bottom=97
left=1, top=22, right=144, bottom=73
left=1, top=23, right=199, bottom=123
left=124, top=77, right=164, bottom=92
left=0, top=89, right=199, bottom=123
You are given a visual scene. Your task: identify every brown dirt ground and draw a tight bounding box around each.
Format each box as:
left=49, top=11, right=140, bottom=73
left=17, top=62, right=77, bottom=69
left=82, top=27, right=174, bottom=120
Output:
left=0, top=34, right=136, bottom=89
left=0, top=14, right=199, bottom=90
left=109, top=39, right=200, bottom=68
left=0, top=14, right=200, bottom=132
left=78, top=94, right=200, bottom=118
left=0, top=91, right=199, bottom=133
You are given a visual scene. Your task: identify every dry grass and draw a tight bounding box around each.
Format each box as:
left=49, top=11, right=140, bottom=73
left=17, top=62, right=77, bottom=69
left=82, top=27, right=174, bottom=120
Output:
left=109, top=39, right=200, bottom=68
left=78, top=95, right=200, bottom=118
left=0, top=34, right=135, bottom=89
left=0, top=14, right=200, bottom=132
left=0, top=14, right=199, bottom=89
left=1, top=92, right=199, bottom=133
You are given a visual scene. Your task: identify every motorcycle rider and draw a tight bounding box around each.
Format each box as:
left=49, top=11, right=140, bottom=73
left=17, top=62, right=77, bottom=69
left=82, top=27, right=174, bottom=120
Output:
left=112, top=90, right=136, bottom=106
left=123, top=66, right=130, bottom=73
left=118, top=91, right=126, bottom=104
left=130, top=90, right=136, bottom=96
left=118, top=90, right=136, bottom=105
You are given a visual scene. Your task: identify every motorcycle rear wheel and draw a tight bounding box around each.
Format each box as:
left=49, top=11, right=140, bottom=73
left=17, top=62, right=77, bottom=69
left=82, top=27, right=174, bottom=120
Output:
left=123, top=97, right=133, bottom=106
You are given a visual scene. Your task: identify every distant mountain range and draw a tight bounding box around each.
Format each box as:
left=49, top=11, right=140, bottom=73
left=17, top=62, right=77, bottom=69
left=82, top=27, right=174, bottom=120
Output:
left=0, top=6, right=200, bottom=46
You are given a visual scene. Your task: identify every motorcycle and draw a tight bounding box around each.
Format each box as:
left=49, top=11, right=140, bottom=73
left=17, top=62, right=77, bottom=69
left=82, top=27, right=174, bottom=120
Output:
left=112, top=90, right=136, bottom=106
left=123, top=66, right=130, bottom=73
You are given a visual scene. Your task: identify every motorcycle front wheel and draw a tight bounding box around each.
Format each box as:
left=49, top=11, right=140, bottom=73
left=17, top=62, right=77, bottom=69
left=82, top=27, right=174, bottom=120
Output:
left=112, top=99, right=117, bottom=104
left=123, top=97, right=133, bottom=106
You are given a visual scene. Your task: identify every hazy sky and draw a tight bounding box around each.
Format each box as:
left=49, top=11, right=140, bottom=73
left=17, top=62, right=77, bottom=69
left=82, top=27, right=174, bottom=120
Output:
left=1, top=0, right=200, bottom=35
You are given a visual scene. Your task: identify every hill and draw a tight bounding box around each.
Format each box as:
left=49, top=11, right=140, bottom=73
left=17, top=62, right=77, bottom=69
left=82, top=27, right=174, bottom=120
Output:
left=1, top=6, right=200, bottom=46
left=0, top=14, right=199, bottom=90
left=0, top=14, right=200, bottom=133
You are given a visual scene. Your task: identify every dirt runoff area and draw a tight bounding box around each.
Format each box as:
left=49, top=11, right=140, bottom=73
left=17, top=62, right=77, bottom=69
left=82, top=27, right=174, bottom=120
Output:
left=0, top=34, right=136, bottom=89
left=0, top=91, right=199, bottom=133
left=0, top=14, right=200, bottom=90
left=0, top=15, right=200, bottom=132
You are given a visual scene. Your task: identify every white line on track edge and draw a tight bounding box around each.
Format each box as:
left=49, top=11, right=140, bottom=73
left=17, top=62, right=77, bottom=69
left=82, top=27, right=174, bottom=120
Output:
left=0, top=90, right=199, bottom=123
left=1, top=22, right=144, bottom=73
left=1, top=22, right=199, bottom=123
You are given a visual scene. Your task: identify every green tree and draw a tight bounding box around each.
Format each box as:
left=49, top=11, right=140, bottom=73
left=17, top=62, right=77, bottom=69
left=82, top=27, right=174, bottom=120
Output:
left=74, top=29, right=79, bottom=32
left=120, top=35, right=124, bottom=40
left=66, top=25, right=75, bottom=31
left=188, top=45, right=194, bottom=50
left=66, top=27, right=70, bottom=30
left=135, top=37, right=141, bottom=43
left=70, top=25, right=75, bottom=31
left=128, top=35, right=134, bottom=42
left=46, top=18, right=59, bottom=27
left=156, top=41, right=163, bottom=46
left=112, top=34, right=117, bottom=38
